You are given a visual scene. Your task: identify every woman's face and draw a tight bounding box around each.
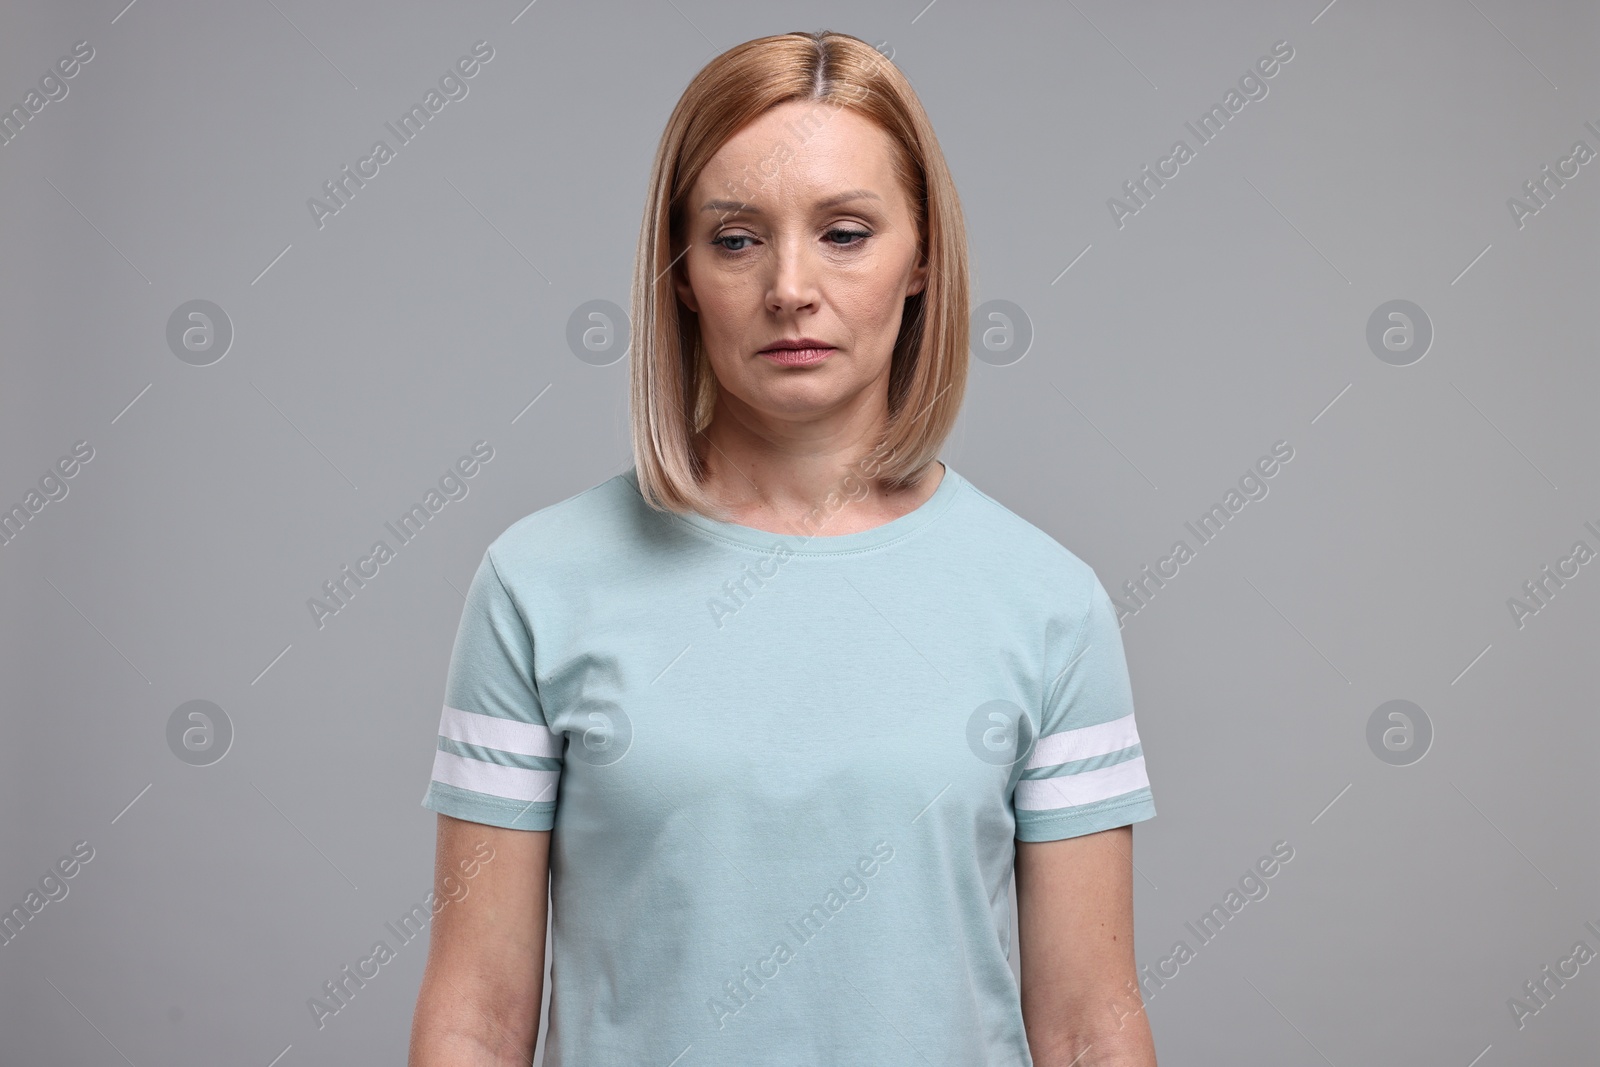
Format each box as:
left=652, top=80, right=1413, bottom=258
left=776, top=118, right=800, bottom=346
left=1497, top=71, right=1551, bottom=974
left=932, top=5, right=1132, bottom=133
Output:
left=673, top=99, right=928, bottom=429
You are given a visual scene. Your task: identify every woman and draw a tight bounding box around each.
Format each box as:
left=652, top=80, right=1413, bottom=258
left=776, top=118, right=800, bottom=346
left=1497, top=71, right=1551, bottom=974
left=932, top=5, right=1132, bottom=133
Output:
left=409, top=29, right=1158, bottom=1067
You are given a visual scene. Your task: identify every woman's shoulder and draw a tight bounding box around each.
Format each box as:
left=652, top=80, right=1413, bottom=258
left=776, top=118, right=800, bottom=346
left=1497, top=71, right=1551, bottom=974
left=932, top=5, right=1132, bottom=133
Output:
left=481, top=466, right=645, bottom=574
left=950, top=468, right=1104, bottom=596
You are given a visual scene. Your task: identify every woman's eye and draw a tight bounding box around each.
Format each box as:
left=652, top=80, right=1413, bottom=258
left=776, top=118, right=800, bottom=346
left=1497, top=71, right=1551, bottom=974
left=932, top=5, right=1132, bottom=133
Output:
left=826, top=228, right=871, bottom=247
left=712, top=228, right=872, bottom=254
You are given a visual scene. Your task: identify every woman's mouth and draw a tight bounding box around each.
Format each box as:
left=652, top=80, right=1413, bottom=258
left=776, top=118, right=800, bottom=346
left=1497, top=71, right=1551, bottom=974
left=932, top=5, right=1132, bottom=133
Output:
left=759, top=345, right=836, bottom=366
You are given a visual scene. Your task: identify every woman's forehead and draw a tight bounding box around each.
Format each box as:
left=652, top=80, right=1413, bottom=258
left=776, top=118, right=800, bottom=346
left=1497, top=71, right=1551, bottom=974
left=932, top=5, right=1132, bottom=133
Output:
left=695, top=107, right=900, bottom=212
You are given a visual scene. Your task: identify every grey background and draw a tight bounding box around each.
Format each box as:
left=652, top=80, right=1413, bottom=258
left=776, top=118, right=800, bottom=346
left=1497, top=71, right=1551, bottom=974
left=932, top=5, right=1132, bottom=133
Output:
left=2, top=1, right=1596, bottom=1064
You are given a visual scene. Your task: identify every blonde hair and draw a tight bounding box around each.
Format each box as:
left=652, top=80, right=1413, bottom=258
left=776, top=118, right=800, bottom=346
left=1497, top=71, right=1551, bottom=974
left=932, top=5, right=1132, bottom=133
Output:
left=628, top=28, right=970, bottom=516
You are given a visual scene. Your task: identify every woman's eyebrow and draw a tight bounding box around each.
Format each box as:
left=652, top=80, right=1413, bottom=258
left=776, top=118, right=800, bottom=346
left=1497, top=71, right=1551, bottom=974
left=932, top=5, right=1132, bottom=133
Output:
left=699, top=188, right=883, bottom=215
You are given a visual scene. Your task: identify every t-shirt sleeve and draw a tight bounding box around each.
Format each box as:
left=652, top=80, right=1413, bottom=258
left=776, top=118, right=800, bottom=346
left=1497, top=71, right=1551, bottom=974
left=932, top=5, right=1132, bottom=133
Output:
left=419, top=547, right=563, bottom=831
left=1013, top=574, right=1156, bottom=842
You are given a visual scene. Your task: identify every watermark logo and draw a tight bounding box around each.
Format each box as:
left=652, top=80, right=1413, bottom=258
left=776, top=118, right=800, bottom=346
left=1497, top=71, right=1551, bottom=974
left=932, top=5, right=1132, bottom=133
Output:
left=307, top=41, right=495, bottom=230
left=971, top=299, right=1033, bottom=366
left=1507, top=919, right=1600, bottom=1030
left=0, top=439, right=95, bottom=548
left=706, top=840, right=894, bottom=1030
left=167, top=300, right=234, bottom=366
left=566, top=298, right=630, bottom=366
left=0, top=841, right=95, bottom=948
left=1114, top=440, right=1295, bottom=625
left=0, top=40, right=95, bottom=150
left=703, top=439, right=902, bottom=629
left=1506, top=521, right=1598, bottom=629
left=307, top=440, right=494, bottom=630
left=1114, top=839, right=1295, bottom=1026
left=566, top=699, right=633, bottom=767
left=706, top=541, right=793, bottom=628
left=1108, top=40, right=1294, bottom=229
left=1366, top=299, right=1432, bottom=366
left=965, top=699, right=1035, bottom=767
left=1365, top=699, right=1431, bottom=766
left=307, top=840, right=495, bottom=1029
left=1506, top=120, right=1600, bottom=230
left=167, top=700, right=234, bottom=767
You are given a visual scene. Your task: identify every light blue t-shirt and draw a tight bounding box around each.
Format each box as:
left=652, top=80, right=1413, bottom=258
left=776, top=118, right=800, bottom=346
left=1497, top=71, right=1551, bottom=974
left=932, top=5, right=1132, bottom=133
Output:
left=421, top=461, right=1156, bottom=1065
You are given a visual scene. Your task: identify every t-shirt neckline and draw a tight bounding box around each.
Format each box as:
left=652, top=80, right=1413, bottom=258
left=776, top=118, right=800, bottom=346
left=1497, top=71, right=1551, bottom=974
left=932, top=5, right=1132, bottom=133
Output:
left=626, top=461, right=963, bottom=556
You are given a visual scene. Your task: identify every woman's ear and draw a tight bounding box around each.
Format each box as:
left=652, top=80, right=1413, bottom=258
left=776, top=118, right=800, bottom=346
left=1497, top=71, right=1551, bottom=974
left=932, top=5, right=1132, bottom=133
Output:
left=673, top=259, right=700, bottom=313
left=906, top=245, right=930, bottom=298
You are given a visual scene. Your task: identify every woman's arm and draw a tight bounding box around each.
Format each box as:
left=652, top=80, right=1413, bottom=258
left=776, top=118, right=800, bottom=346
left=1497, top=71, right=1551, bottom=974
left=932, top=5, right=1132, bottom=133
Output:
left=409, top=813, right=549, bottom=1067
left=1015, top=825, right=1157, bottom=1067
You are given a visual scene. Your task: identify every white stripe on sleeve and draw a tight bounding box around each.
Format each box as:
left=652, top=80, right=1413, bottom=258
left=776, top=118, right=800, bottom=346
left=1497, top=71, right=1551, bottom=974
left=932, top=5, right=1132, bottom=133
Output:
left=1025, top=711, right=1141, bottom=771
left=437, top=704, right=563, bottom=758
left=429, top=748, right=560, bottom=804
left=1015, top=755, right=1149, bottom=812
